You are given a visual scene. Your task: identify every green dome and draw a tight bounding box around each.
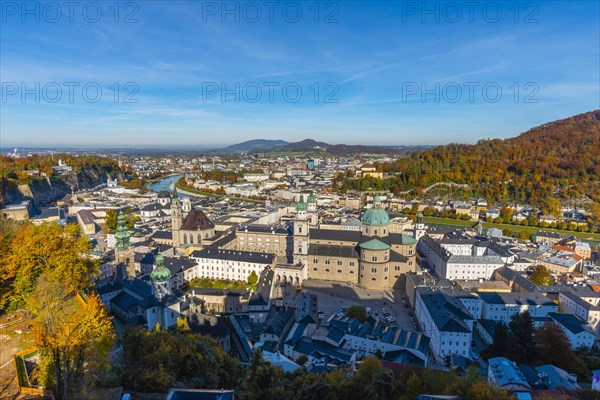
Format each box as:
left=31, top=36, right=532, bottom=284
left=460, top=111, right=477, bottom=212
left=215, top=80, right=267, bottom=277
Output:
left=150, top=254, right=172, bottom=282
left=362, top=207, right=390, bottom=226
left=307, top=192, right=316, bottom=204
left=296, top=194, right=307, bottom=211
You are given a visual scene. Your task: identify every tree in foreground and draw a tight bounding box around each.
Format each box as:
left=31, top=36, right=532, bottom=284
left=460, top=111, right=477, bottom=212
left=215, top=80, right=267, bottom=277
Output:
left=1, top=222, right=98, bottom=309
left=28, top=273, right=114, bottom=400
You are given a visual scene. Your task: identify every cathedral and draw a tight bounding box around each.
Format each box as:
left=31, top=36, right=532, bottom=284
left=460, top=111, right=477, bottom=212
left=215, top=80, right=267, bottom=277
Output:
left=302, top=195, right=418, bottom=291
left=219, top=194, right=418, bottom=291
left=171, top=187, right=216, bottom=247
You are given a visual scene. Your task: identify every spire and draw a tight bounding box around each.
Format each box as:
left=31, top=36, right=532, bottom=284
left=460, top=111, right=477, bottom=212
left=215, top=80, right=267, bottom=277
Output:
left=417, top=212, right=424, bottom=224
left=114, top=211, right=131, bottom=250
left=172, top=185, right=179, bottom=199
left=307, top=191, right=316, bottom=204
left=296, top=194, right=307, bottom=211
left=374, top=195, right=382, bottom=207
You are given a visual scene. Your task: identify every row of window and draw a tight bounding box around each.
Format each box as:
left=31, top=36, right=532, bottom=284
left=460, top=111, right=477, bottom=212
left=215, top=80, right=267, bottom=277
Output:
left=313, top=268, right=355, bottom=274
left=240, top=236, right=279, bottom=241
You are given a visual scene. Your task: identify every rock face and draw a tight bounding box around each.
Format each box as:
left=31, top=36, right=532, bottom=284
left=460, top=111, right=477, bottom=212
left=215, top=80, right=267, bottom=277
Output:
left=2, top=167, right=127, bottom=208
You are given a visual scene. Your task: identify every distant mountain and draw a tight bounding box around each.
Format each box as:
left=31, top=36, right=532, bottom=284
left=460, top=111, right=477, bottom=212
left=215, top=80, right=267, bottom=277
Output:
left=267, top=138, right=329, bottom=153
left=216, top=139, right=289, bottom=152
left=217, top=138, right=434, bottom=155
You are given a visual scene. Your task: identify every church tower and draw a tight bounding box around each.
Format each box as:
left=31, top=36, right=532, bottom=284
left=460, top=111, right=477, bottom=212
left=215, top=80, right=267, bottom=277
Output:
left=182, top=196, right=192, bottom=217
left=114, top=211, right=135, bottom=279
left=307, top=192, right=318, bottom=226
left=414, top=212, right=427, bottom=241
left=150, top=254, right=172, bottom=300
left=172, top=187, right=182, bottom=247
left=293, top=195, right=309, bottom=264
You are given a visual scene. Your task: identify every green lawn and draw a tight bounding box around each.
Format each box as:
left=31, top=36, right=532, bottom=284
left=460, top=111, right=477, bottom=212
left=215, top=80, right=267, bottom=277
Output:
left=422, top=216, right=600, bottom=245
left=185, top=277, right=256, bottom=292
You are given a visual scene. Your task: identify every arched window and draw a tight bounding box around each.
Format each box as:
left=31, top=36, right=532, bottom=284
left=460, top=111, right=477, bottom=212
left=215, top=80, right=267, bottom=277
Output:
left=183, top=234, right=187, bottom=244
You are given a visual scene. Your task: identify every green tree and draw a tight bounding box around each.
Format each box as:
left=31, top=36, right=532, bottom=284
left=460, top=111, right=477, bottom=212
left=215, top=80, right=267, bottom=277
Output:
left=345, top=305, right=367, bottom=322
left=491, top=322, right=508, bottom=356
left=247, top=271, right=259, bottom=287
left=508, top=311, right=536, bottom=362
left=531, top=265, right=553, bottom=286
left=240, top=351, right=287, bottom=400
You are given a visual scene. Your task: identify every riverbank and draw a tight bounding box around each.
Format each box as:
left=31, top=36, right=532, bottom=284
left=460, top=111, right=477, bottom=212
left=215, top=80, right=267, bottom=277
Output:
left=175, top=182, right=266, bottom=204
left=145, top=173, right=179, bottom=186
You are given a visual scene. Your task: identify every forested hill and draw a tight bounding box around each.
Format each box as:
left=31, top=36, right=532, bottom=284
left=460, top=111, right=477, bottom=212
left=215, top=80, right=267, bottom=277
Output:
left=340, top=110, right=600, bottom=206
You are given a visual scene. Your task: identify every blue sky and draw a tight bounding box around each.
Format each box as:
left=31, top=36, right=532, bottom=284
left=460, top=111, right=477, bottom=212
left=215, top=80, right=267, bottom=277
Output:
left=1, top=0, right=598, bottom=148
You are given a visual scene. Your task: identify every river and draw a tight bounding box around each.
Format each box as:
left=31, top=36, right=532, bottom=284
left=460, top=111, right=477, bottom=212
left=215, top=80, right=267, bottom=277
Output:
left=147, top=174, right=183, bottom=198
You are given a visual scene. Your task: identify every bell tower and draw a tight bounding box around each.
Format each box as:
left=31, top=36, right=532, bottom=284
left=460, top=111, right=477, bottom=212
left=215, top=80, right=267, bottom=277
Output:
left=293, top=195, right=309, bottom=264
left=307, top=192, right=318, bottom=226
left=414, top=212, right=427, bottom=241
left=172, top=187, right=182, bottom=247
left=115, top=211, right=135, bottom=279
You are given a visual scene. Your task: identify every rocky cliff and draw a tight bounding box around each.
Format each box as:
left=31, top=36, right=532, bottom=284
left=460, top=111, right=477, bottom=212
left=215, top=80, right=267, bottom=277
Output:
left=2, top=167, right=128, bottom=208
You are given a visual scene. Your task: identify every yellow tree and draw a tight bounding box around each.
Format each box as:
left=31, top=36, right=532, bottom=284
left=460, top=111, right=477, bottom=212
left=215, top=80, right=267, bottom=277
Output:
left=2, top=222, right=98, bottom=308
left=28, top=273, right=114, bottom=400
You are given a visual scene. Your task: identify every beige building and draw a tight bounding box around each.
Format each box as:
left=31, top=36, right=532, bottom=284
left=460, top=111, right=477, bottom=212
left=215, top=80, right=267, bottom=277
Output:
left=1, top=200, right=31, bottom=221
left=358, top=163, right=383, bottom=179
left=389, top=216, right=413, bottom=234
left=307, top=196, right=417, bottom=290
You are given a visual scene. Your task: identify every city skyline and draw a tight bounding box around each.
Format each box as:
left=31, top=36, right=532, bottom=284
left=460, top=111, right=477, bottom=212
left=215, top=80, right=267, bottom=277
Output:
left=1, top=1, right=599, bottom=147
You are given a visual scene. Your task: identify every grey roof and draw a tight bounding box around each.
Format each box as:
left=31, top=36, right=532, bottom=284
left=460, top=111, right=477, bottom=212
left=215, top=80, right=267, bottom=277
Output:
left=488, top=357, right=531, bottom=389
left=151, top=230, right=172, bottom=240
left=141, top=202, right=170, bottom=211
left=261, top=307, right=295, bottom=337
left=37, top=207, right=65, bottom=219
left=294, top=337, right=355, bottom=363
left=478, top=292, right=556, bottom=307
left=417, top=288, right=473, bottom=333
left=77, top=209, right=95, bottom=224
left=163, top=256, right=196, bottom=274
left=548, top=312, right=592, bottom=335
left=190, top=248, right=276, bottom=264
left=310, top=229, right=362, bottom=243
left=308, top=244, right=359, bottom=258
